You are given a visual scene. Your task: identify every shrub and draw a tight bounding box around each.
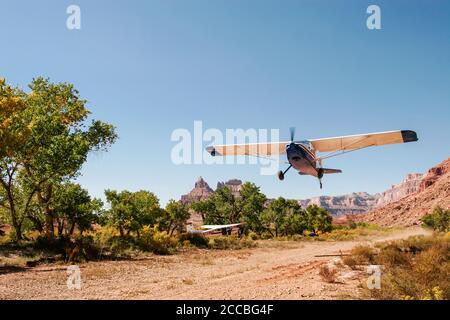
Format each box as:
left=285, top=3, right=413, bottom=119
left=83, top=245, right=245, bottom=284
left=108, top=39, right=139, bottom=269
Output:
left=207, top=236, right=256, bottom=250
left=33, top=235, right=102, bottom=262
left=342, top=256, right=359, bottom=270
left=364, top=234, right=450, bottom=300
left=421, top=207, right=450, bottom=232
left=350, top=245, right=377, bottom=265
left=319, top=265, right=339, bottom=283
left=139, top=225, right=178, bottom=255
left=178, top=233, right=209, bottom=248
left=247, top=231, right=259, bottom=241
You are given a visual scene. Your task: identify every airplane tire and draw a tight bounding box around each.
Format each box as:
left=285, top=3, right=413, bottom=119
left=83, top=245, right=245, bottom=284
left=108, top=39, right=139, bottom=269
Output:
left=318, top=168, right=324, bottom=179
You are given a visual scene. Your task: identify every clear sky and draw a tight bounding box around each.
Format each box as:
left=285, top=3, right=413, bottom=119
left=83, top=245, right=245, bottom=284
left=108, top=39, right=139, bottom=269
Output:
left=1, top=0, right=449, bottom=205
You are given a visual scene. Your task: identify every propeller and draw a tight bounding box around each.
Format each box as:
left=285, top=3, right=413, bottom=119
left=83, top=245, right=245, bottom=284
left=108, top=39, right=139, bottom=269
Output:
left=290, top=127, right=296, bottom=143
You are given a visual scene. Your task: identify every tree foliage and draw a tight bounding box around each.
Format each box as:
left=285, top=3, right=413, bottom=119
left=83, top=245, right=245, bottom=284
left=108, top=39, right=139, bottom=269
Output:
left=421, top=207, right=450, bottom=232
left=104, top=190, right=162, bottom=237
left=191, top=183, right=267, bottom=234
left=164, top=200, right=190, bottom=236
left=52, top=183, right=103, bottom=236
left=0, top=78, right=117, bottom=240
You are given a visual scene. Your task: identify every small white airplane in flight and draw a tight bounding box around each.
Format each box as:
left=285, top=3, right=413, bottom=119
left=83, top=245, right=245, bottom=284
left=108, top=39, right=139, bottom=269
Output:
left=187, top=223, right=244, bottom=235
left=206, top=129, right=418, bottom=189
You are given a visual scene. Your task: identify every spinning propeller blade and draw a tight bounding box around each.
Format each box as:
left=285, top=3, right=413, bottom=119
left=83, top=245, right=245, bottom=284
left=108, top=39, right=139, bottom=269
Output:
left=290, top=127, right=296, bottom=142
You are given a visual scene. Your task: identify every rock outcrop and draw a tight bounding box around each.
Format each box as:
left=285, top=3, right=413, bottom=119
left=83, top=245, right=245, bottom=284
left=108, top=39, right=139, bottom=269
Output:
left=299, top=192, right=379, bottom=216
left=358, top=157, right=450, bottom=227
left=299, top=172, right=427, bottom=217
left=375, top=173, right=423, bottom=207
left=180, top=177, right=214, bottom=205
left=217, top=179, right=243, bottom=198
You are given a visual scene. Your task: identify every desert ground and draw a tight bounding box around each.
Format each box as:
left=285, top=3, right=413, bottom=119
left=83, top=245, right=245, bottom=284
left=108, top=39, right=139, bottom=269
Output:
left=0, top=228, right=429, bottom=300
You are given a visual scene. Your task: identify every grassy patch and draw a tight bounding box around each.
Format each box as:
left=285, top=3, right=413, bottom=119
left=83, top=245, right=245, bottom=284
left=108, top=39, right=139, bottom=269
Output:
left=319, top=265, right=339, bottom=283
left=348, top=234, right=450, bottom=300
left=207, top=236, right=257, bottom=250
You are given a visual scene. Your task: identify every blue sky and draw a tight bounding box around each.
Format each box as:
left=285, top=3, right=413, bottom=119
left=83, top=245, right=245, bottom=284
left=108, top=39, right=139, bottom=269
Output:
left=1, top=0, right=449, bottom=204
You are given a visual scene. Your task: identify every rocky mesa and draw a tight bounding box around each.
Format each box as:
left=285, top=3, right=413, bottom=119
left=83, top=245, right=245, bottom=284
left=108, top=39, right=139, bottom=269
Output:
left=358, top=157, right=450, bottom=227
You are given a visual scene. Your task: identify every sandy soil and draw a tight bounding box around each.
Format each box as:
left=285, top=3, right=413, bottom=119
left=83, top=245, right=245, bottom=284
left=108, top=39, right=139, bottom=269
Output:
left=0, top=228, right=429, bottom=300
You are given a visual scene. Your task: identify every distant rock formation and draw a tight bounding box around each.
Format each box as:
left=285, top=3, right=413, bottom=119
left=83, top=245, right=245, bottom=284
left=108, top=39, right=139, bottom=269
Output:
left=375, top=173, right=423, bottom=207
left=180, top=177, right=214, bottom=205
left=299, top=173, right=426, bottom=217
left=217, top=179, right=243, bottom=198
left=358, top=157, right=450, bottom=227
left=299, top=192, right=379, bottom=216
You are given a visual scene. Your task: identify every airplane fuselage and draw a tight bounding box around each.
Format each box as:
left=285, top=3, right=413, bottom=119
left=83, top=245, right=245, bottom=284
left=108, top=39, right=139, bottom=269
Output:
left=286, top=142, right=319, bottom=177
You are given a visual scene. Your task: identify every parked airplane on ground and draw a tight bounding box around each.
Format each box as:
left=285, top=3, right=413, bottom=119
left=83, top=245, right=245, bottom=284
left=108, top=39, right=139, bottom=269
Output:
left=187, top=223, right=244, bottom=235
left=207, top=129, right=418, bottom=189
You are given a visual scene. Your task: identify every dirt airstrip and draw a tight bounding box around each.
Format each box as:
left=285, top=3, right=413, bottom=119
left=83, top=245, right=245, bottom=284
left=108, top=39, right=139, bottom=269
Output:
left=0, top=228, right=429, bottom=300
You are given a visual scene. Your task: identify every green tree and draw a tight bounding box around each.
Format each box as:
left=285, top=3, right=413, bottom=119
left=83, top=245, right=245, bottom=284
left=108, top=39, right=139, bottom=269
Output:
left=165, top=200, right=190, bottom=236
left=193, top=187, right=240, bottom=227
left=104, top=190, right=162, bottom=238
left=261, top=198, right=305, bottom=237
left=52, top=183, right=103, bottom=236
left=305, top=205, right=333, bottom=234
left=421, top=207, right=450, bottom=232
left=192, top=183, right=267, bottom=235
left=261, top=198, right=287, bottom=237
left=0, top=78, right=117, bottom=240
left=238, top=182, right=267, bottom=233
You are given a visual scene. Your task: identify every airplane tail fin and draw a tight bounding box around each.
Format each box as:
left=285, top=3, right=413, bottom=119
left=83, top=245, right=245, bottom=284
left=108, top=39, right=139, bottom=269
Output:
left=322, top=168, right=342, bottom=174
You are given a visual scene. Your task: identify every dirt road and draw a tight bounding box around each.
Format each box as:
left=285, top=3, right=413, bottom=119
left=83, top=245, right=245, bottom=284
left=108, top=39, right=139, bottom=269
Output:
left=0, top=228, right=429, bottom=300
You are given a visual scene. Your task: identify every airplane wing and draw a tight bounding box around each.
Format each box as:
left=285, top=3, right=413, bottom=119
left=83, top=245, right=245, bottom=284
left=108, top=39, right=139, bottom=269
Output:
left=206, top=143, right=289, bottom=157
left=308, top=130, right=418, bottom=153
left=201, top=224, right=244, bottom=230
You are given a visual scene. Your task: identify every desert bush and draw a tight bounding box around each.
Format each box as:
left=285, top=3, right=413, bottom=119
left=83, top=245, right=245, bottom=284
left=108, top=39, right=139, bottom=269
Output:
left=364, top=235, right=449, bottom=300
left=33, top=235, right=102, bottom=262
left=247, top=231, right=259, bottom=241
left=139, top=225, right=178, bottom=255
left=319, top=265, right=339, bottom=283
left=376, top=245, right=411, bottom=268
left=342, top=256, right=359, bottom=270
left=350, top=245, right=377, bottom=265
left=208, top=236, right=256, bottom=250
left=178, top=233, right=209, bottom=248
left=421, top=207, right=450, bottom=232
left=318, top=224, right=390, bottom=242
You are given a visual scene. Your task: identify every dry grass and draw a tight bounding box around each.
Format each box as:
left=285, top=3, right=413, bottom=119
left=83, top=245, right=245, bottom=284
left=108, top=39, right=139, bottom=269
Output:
left=358, top=235, right=450, bottom=300
left=319, top=265, right=339, bottom=283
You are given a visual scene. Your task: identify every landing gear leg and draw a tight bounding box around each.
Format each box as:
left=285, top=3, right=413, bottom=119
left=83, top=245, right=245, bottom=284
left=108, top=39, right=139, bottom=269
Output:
left=317, top=168, right=324, bottom=189
left=278, top=165, right=292, bottom=181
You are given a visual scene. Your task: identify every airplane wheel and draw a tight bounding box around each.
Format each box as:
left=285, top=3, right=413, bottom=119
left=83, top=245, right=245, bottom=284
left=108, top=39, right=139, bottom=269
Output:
left=318, top=168, right=324, bottom=179
left=278, top=171, right=285, bottom=181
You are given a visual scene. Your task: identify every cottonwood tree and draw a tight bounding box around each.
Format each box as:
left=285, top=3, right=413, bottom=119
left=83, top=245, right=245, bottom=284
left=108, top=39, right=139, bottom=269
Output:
left=191, top=183, right=267, bottom=234
left=52, top=183, right=103, bottom=236
left=104, top=190, right=162, bottom=238
left=305, top=205, right=333, bottom=234
left=260, top=197, right=302, bottom=237
left=164, top=200, right=190, bottom=236
left=0, top=78, right=117, bottom=240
